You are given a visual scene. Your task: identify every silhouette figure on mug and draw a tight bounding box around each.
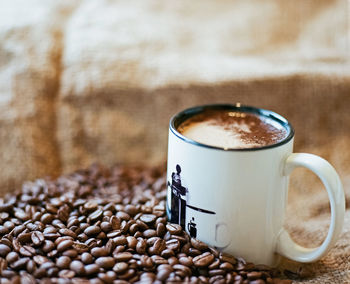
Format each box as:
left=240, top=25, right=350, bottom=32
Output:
left=188, top=217, right=197, bottom=238
left=167, top=164, right=188, bottom=227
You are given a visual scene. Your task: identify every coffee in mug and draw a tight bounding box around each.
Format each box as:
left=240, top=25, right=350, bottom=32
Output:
left=177, top=109, right=288, bottom=149
left=166, top=104, right=345, bottom=265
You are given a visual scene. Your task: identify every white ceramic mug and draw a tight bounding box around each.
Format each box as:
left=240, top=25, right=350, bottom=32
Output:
left=166, top=104, right=345, bottom=266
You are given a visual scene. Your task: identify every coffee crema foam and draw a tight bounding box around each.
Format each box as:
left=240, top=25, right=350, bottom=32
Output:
left=177, top=110, right=288, bottom=149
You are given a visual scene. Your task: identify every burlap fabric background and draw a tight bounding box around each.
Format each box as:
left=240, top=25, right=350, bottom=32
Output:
left=0, top=1, right=349, bottom=282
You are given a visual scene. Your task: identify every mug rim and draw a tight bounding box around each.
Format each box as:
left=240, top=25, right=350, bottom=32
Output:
left=169, top=103, right=295, bottom=151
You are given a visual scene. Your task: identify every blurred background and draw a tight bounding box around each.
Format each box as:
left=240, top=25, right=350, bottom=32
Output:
left=0, top=0, right=348, bottom=197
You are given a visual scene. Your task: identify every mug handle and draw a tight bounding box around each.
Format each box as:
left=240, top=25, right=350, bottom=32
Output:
left=276, top=153, right=345, bottom=262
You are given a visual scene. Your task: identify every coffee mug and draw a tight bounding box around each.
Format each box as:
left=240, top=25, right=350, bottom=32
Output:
left=166, top=104, right=345, bottom=266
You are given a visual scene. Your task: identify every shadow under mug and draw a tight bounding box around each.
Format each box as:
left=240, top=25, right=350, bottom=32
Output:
left=166, top=104, right=345, bottom=266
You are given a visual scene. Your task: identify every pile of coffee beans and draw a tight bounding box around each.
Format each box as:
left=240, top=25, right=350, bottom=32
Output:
left=0, top=164, right=292, bottom=283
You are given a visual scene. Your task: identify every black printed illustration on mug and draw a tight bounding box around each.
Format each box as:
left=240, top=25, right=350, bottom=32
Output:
left=188, top=217, right=197, bottom=238
left=167, top=164, right=216, bottom=238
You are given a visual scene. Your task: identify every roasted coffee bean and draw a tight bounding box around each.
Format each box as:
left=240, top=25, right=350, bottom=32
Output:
left=19, top=245, right=35, bottom=257
left=113, top=262, right=128, bottom=274
left=96, top=257, right=115, bottom=269
left=114, top=252, right=133, bottom=262
left=17, top=231, right=32, bottom=243
left=11, top=258, right=29, bottom=270
left=220, top=261, right=234, bottom=271
left=33, top=255, right=48, bottom=265
left=156, top=222, right=166, bottom=237
left=143, top=229, right=156, bottom=238
left=91, top=247, right=108, bottom=257
left=70, top=260, right=85, bottom=276
left=248, top=271, right=264, bottom=280
left=85, top=264, right=100, bottom=275
left=58, top=269, right=75, bottom=279
left=42, top=240, right=55, bottom=253
left=151, top=255, right=168, bottom=265
left=0, top=244, right=11, bottom=257
left=81, top=252, right=94, bottom=264
left=166, top=239, right=180, bottom=252
left=6, top=251, right=19, bottom=263
left=179, top=256, right=193, bottom=267
left=31, top=231, right=44, bottom=246
left=41, top=213, right=54, bottom=224
left=219, top=252, right=237, bottom=265
left=62, top=249, right=78, bottom=258
left=166, top=223, right=182, bottom=235
left=136, top=239, right=147, bottom=254
left=84, top=226, right=101, bottom=236
left=191, top=238, right=208, bottom=251
left=140, top=214, right=156, bottom=224
left=193, top=252, right=215, bottom=267
left=157, top=264, right=173, bottom=281
left=124, top=205, right=139, bottom=216
left=59, top=228, right=77, bottom=238
left=208, top=258, right=220, bottom=270
left=126, top=236, right=137, bottom=249
left=56, top=256, right=71, bottom=269
left=57, top=240, right=74, bottom=252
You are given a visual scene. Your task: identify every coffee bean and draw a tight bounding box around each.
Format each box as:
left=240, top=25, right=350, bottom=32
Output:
left=161, top=248, right=175, bottom=258
left=42, top=240, right=55, bottom=253
left=219, top=252, right=237, bottom=265
left=84, top=201, right=98, bottom=211
left=19, top=245, right=35, bottom=257
left=70, top=260, right=85, bottom=276
left=179, top=256, right=193, bottom=267
left=26, top=260, right=36, bottom=274
left=157, top=264, right=173, bottom=281
left=140, top=214, right=157, bottom=224
left=220, top=261, right=234, bottom=271
left=85, top=264, right=100, bottom=275
left=11, top=258, right=29, bottom=270
left=17, top=232, right=32, bottom=243
left=0, top=244, right=11, bottom=257
left=124, top=205, right=139, bottom=216
left=151, top=255, right=168, bottom=265
left=114, top=252, right=133, bottom=262
left=140, top=255, right=153, bottom=269
left=31, top=231, right=44, bottom=246
left=156, top=223, right=166, bottom=237
left=208, top=258, right=220, bottom=270
left=96, top=257, right=115, bottom=269
left=57, top=240, right=74, bottom=252
left=135, top=239, right=147, bottom=254
left=193, top=252, right=215, bottom=267
left=143, top=229, right=156, bottom=238
left=250, top=280, right=266, bottom=284
left=84, top=226, right=101, bottom=236
left=33, top=255, right=48, bottom=265
left=62, top=249, right=78, bottom=258
left=56, top=256, right=71, bottom=269
left=191, top=238, right=208, bottom=251
left=248, top=271, right=263, bottom=280
left=113, top=262, right=128, bottom=274
left=166, top=223, right=182, bottom=235
left=59, top=228, right=77, bottom=238
left=6, top=252, right=19, bottom=263
left=126, top=236, right=137, bottom=249
left=166, top=239, right=180, bottom=252
left=149, top=238, right=166, bottom=255
left=41, top=213, right=54, bottom=224
left=91, top=247, right=108, bottom=257
left=116, top=212, right=130, bottom=221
